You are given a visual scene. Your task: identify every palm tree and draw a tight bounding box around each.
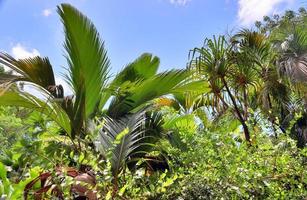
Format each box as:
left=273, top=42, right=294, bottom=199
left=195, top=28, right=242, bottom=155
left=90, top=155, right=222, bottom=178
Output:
left=230, top=29, right=284, bottom=134
left=0, top=5, right=194, bottom=197
left=0, top=4, right=111, bottom=144
left=96, top=110, right=148, bottom=195
left=269, top=20, right=307, bottom=147
left=273, top=27, right=307, bottom=83
left=190, top=35, right=252, bottom=143
left=0, top=3, right=190, bottom=140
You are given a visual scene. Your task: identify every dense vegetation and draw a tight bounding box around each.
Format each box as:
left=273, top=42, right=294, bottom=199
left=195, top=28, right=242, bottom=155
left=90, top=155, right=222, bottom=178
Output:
left=0, top=4, right=306, bottom=200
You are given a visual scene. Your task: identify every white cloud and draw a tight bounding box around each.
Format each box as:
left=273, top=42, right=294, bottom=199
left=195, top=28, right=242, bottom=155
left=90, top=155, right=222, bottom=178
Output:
left=42, top=9, right=52, bottom=17
left=169, top=0, right=191, bottom=6
left=11, top=43, right=40, bottom=59
left=237, top=0, right=293, bottom=26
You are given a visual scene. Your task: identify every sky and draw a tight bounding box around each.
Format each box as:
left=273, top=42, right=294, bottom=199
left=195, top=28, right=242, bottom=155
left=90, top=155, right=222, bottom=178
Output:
left=0, top=0, right=305, bottom=90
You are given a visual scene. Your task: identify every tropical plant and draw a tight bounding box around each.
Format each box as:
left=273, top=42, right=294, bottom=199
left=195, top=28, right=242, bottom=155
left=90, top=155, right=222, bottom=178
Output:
left=190, top=35, right=253, bottom=142
left=0, top=4, right=190, bottom=146
left=1, top=4, right=307, bottom=200
left=0, top=3, right=194, bottom=199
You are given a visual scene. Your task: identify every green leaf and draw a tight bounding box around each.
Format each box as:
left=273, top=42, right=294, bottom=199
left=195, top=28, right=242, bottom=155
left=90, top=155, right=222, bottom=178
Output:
left=0, top=53, right=56, bottom=89
left=78, top=152, right=85, bottom=163
left=96, top=111, right=148, bottom=177
left=114, top=128, right=129, bottom=145
left=106, top=190, right=112, bottom=200
left=0, top=162, right=7, bottom=180
left=0, top=90, right=71, bottom=135
left=112, top=53, right=159, bottom=86
left=99, top=53, right=160, bottom=109
left=172, top=80, right=210, bottom=93
left=108, top=70, right=189, bottom=118
left=119, top=184, right=129, bottom=196
left=0, top=162, right=12, bottom=196
left=58, top=3, right=110, bottom=119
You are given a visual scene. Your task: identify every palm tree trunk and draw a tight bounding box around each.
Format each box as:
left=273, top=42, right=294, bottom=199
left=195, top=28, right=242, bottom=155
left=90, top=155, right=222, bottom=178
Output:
left=222, top=77, right=251, bottom=143
left=267, top=94, right=278, bottom=138
left=243, top=87, right=248, bottom=121
left=112, top=175, right=119, bottom=199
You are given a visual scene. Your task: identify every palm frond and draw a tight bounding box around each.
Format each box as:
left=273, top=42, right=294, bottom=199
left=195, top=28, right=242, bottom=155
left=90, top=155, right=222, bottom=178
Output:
left=107, top=69, right=189, bottom=118
left=96, top=111, right=148, bottom=177
left=0, top=90, right=71, bottom=135
left=230, top=29, right=272, bottom=68
left=0, top=73, right=26, bottom=87
left=272, top=26, right=307, bottom=81
left=190, top=36, right=230, bottom=79
left=112, top=53, right=159, bottom=85
left=0, top=53, right=56, bottom=89
left=58, top=4, right=110, bottom=119
left=99, top=53, right=159, bottom=109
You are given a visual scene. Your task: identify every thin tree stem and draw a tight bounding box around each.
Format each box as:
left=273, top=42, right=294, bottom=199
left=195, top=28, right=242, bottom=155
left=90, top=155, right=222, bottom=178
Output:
left=222, top=77, right=251, bottom=143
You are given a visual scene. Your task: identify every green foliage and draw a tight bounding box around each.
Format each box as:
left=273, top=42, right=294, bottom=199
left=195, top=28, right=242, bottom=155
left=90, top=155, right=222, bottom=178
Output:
left=157, top=130, right=306, bottom=199
left=96, top=111, right=148, bottom=178
left=0, top=5, right=307, bottom=200
left=58, top=3, right=110, bottom=121
left=0, top=54, right=55, bottom=89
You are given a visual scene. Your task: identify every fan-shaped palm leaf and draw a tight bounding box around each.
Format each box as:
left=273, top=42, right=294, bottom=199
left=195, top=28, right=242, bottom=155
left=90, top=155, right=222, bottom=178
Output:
left=58, top=4, right=110, bottom=120
left=0, top=54, right=56, bottom=90
left=272, top=26, right=307, bottom=81
left=107, top=69, right=189, bottom=118
left=99, top=53, right=159, bottom=109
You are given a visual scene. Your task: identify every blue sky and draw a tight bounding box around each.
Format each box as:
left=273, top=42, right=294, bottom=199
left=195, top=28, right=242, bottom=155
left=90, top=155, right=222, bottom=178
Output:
left=0, top=0, right=304, bottom=88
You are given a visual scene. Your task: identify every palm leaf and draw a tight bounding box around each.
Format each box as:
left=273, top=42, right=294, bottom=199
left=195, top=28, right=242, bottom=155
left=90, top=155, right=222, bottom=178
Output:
left=0, top=90, right=71, bottom=135
left=0, top=53, right=56, bottom=89
left=0, top=73, right=26, bottom=86
left=107, top=69, right=189, bottom=118
left=112, top=53, right=159, bottom=85
left=272, top=26, right=307, bottom=81
left=58, top=3, right=110, bottom=119
left=96, top=111, right=148, bottom=177
left=190, top=36, right=230, bottom=79
left=99, top=53, right=159, bottom=109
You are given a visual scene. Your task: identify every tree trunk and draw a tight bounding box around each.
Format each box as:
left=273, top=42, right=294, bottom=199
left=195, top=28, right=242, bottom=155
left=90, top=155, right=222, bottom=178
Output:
left=112, top=175, right=118, bottom=199
left=243, top=87, right=248, bottom=121
left=222, top=77, right=251, bottom=143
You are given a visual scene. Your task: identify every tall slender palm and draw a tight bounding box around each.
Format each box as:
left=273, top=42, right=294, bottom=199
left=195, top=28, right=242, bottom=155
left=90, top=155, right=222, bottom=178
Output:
left=230, top=30, right=280, bottom=126
left=190, top=35, right=252, bottom=143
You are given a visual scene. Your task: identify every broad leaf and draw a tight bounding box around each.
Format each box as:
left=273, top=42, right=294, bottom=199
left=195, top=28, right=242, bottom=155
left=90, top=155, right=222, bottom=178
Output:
left=58, top=4, right=110, bottom=119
